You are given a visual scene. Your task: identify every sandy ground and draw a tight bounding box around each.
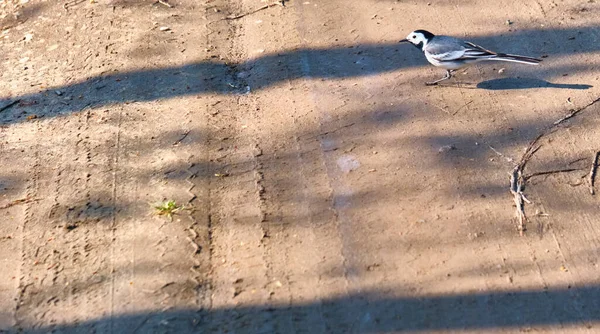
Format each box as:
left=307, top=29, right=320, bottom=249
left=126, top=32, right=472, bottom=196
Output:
left=1, top=0, right=600, bottom=332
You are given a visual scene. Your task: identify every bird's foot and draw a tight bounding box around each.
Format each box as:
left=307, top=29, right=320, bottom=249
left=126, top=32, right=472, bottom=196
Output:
left=425, top=70, right=454, bottom=86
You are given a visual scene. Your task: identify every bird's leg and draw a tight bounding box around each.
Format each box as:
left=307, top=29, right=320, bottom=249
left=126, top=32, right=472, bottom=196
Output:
left=425, top=70, right=454, bottom=86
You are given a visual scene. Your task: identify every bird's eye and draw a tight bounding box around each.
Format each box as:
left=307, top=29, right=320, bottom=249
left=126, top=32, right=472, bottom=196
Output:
left=412, top=35, right=416, bottom=39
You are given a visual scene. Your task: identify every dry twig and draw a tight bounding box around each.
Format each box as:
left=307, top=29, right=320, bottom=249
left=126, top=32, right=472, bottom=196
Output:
left=156, top=0, right=172, bottom=8
left=172, top=130, right=191, bottom=146
left=508, top=97, right=600, bottom=234
left=509, top=166, right=527, bottom=235
left=554, top=96, right=600, bottom=126
left=0, top=100, right=20, bottom=113
left=63, top=0, right=85, bottom=11
left=453, top=100, right=474, bottom=115
left=0, top=197, right=38, bottom=210
left=225, top=1, right=285, bottom=20
left=524, top=168, right=582, bottom=181
left=317, top=122, right=355, bottom=137
left=488, top=145, right=514, bottom=163
left=590, top=151, right=600, bottom=195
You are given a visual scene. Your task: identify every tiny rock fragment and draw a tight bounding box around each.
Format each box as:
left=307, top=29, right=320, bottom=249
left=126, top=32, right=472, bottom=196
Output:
left=236, top=71, right=249, bottom=79
left=438, top=145, right=456, bottom=153
left=159, top=26, right=171, bottom=32
left=24, top=33, right=33, bottom=42
left=252, top=145, right=262, bottom=157
left=26, top=114, right=38, bottom=120
left=367, top=263, right=381, bottom=271
left=64, top=222, right=78, bottom=231
left=498, top=68, right=505, bottom=74
left=467, top=232, right=481, bottom=240
left=505, top=20, right=513, bottom=25
left=47, top=44, right=59, bottom=51
left=214, top=173, right=229, bottom=177
left=560, top=265, right=568, bottom=272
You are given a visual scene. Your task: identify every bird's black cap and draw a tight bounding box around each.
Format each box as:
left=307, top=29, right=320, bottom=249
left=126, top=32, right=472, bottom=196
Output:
left=413, top=30, right=435, bottom=40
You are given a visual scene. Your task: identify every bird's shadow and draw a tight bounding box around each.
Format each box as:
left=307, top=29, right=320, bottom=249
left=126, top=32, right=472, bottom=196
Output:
left=476, top=77, right=593, bottom=90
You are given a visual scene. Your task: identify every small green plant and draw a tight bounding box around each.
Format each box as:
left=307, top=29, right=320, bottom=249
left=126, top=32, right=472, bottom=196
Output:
left=154, top=200, right=182, bottom=221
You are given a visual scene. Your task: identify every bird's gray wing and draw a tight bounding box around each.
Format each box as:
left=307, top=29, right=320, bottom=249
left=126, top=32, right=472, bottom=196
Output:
left=462, top=42, right=497, bottom=57
left=426, top=36, right=496, bottom=62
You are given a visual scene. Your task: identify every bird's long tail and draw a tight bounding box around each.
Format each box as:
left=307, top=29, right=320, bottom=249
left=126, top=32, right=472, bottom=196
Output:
left=489, top=53, right=542, bottom=65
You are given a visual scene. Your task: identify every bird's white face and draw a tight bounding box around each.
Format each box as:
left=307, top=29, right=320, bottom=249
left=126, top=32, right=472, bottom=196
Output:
left=404, top=31, right=429, bottom=47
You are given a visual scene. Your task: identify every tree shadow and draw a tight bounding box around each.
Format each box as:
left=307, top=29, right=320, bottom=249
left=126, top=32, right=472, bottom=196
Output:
left=4, top=93, right=599, bottom=333
left=1, top=25, right=599, bottom=125
left=18, top=285, right=600, bottom=333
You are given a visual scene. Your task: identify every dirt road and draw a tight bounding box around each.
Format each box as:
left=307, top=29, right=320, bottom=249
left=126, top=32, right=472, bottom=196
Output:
left=1, top=0, right=600, bottom=332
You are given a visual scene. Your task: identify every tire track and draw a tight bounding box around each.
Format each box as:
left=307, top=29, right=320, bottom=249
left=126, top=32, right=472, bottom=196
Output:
left=201, top=2, right=274, bottom=331
left=184, top=158, right=213, bottom=311
left=15, top=118, right=73, bottom=329
left=230, top=0, right=359, bottom=331
left=0, top=133, right=30, bottom=330
left=179, top=6, right=216, bottom=309
left=14, top=139, right=40, bottom=331
left=108, top=105, right=122, bottom=333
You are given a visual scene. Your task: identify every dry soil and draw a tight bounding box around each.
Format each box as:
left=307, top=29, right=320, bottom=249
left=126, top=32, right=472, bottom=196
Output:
left=1, top=0, right=600, bottom=332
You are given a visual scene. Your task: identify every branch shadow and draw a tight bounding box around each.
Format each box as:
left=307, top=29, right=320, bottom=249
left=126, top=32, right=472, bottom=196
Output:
left=0, top=2, right=47, bottom=30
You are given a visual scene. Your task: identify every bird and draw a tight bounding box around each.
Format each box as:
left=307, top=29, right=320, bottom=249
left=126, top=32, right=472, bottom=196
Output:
left=400, top=30, right=542, bottom=85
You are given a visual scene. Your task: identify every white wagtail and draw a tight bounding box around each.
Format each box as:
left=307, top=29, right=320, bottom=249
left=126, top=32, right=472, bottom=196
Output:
left=400, top=30, right=542, bottom=85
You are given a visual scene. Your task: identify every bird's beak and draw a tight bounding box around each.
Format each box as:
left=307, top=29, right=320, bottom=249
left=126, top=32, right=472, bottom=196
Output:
left=399, top=39, right=409, bottom=44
